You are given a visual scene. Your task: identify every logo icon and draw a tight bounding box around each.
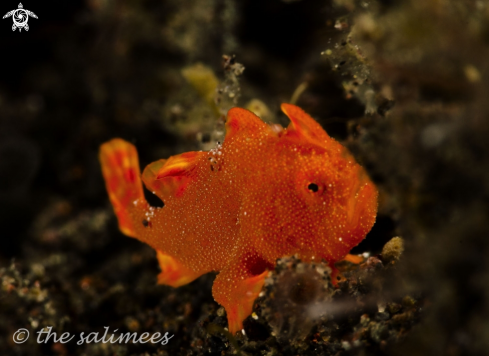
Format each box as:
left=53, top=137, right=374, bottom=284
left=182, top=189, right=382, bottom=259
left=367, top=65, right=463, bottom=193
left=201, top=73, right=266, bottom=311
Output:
left=3, top=3, right=37, bottom=32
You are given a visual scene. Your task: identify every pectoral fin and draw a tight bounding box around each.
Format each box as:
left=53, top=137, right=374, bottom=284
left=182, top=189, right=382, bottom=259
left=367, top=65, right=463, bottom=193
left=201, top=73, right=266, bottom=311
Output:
left=212, top=267, right=268, bottom=334
left=212, top=252, right=273, bottom=334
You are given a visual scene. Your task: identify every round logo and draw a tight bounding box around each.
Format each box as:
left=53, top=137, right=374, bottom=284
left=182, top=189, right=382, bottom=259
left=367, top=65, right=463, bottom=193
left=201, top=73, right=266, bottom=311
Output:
left=13, top=328, right=30, bottom=344
left=12, top=9, right=28, bottom=28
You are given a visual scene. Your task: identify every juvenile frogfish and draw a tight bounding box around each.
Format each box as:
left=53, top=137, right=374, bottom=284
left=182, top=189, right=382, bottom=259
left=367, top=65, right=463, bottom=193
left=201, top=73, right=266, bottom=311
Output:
left=99, top=103, right=378, bottom=334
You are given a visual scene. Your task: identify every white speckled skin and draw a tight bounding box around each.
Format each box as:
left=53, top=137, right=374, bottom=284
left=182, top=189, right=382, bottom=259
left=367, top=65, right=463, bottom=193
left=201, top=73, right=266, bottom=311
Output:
left=99, top=103, right=378, bottom=333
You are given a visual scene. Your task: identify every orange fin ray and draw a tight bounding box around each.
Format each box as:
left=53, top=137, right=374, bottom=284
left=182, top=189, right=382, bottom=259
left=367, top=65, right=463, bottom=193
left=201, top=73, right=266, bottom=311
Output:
left=99, top=139, right=145, bottom=237
left=156, top=251, right=203, bottom=287
left=212, top=266, right=268, bottom=334
left=225, top=107, right=272, bottom=141
left=342, top=253, right=364, bottom=264
left=142, top=151, right=205, bottom=199
left=330, top=254, right=365, bottom=286
left=281, top=103, right=332, bottom=144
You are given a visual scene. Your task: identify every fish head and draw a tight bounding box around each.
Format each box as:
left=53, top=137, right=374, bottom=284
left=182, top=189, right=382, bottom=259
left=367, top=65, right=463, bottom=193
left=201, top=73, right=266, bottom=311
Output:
left=275, top=104, right=378, bottom=262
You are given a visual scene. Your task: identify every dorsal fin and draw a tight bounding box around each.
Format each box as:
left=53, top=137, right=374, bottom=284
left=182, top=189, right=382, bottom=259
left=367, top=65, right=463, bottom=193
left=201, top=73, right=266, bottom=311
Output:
left=142, top=151, right=205, bottom=199
left=225, top=107, right=271, bottom=141
left=281, top=103, right=332, bottom=144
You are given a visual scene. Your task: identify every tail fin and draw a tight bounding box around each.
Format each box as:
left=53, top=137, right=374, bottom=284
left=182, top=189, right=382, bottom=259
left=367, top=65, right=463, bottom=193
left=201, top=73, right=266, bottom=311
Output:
left=99, top=138, right=145, bottom=237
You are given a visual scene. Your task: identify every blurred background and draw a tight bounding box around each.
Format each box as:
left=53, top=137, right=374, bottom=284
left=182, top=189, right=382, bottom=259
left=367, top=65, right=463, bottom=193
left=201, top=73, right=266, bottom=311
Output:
left=0, top=0, right=367, bottom=258
left=1, top=0, right=489, bottom=355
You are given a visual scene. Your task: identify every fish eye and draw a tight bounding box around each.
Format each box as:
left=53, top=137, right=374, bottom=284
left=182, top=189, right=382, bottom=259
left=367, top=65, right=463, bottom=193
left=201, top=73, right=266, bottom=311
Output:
left=307, top=183, right=319, bottom=193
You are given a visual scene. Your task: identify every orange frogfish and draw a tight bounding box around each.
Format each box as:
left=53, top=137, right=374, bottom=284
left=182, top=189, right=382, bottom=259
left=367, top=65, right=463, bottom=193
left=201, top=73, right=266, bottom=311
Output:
left=99, top=103, right=378, bottom=334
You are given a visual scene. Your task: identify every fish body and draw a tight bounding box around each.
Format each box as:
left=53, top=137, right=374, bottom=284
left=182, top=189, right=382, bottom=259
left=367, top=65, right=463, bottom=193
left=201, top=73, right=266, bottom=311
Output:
left=99, top=104, right=378, bottom=333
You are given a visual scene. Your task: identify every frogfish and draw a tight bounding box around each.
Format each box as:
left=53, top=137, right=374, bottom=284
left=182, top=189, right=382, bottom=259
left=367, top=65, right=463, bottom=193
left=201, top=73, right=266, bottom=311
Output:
left=99, top=103, right=378, bottom=334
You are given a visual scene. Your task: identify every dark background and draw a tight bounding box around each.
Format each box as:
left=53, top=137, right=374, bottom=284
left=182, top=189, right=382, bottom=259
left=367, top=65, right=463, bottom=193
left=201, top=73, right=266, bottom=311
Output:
left=0, top=0, right=369, bottom=259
